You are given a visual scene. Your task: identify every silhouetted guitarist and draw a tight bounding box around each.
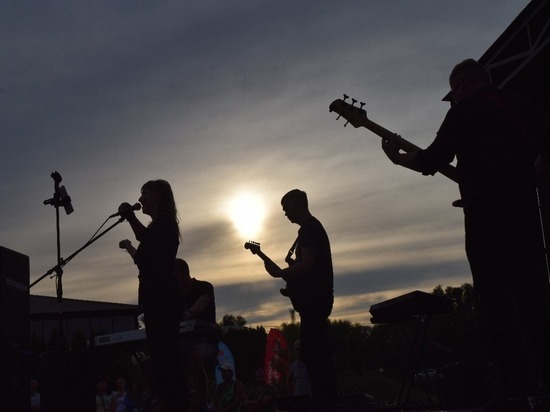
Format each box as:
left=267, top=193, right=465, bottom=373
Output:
left=246, top=189, right=337, bottom=412
left=244, top=239, right=298, bottom=300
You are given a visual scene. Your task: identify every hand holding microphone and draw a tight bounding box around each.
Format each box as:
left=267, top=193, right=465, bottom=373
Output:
left=111, top=202, right=141, bottom=219
left=115, top=202, right=143, bottom=259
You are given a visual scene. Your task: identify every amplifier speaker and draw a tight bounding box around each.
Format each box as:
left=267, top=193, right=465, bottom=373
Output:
left=0, top=245, right=30, bottom=351
left=0, top=245, right=30, bottom=412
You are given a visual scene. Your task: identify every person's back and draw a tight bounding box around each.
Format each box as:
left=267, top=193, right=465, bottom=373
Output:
left=433, top=87, right=544, bottom=223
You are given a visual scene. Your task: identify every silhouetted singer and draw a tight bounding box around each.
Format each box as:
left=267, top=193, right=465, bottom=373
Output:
left=118, top=179, right=188, bottom=412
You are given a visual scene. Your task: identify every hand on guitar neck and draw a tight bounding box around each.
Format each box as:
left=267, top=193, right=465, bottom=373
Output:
left=244, top=241, right=281, bottom=276
left=244, top=241, right=293, bottom=298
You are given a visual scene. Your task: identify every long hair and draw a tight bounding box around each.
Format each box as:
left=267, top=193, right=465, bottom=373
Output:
left=141, top=179, right=181, bottom=238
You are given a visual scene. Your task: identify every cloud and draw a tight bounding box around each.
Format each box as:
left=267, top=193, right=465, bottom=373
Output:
left=1, top=1, right=528, bottom=326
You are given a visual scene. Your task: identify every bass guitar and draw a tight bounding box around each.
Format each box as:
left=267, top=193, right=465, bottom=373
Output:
left=329, top=95, right=459, bottom=184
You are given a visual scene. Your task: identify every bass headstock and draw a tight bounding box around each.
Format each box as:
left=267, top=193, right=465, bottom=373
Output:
left=244, top=241, right=261, bottom=255
left=329, top=94, right=368, bottom=128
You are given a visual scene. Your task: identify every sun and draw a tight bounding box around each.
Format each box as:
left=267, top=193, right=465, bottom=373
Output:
left=227, top=193, right=266, bottom=239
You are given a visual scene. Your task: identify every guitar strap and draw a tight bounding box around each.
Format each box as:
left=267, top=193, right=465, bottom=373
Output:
left=285, top=237, right=299, bottom=265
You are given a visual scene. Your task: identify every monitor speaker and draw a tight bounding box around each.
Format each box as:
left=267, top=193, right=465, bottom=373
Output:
left=0, top=245, right=30, bottom=412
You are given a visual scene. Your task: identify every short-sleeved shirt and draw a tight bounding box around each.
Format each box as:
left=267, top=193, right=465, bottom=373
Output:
left=291, top=216, right=334, bottom=313
left=184, top=278, right=216, bottom=323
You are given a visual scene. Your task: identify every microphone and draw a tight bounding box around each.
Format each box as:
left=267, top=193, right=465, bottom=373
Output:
left=58, top=185, right=74, bottom=215
left=110, top=203, right=141, bottom=218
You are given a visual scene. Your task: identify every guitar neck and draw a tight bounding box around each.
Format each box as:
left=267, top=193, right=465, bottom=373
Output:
left=364, top=118, right=419, bottom=152
left=329, top=98, right=459, bottom=184
left=363, top=118, right=459, bottom=183
left=255, top=251, right=281, bottom=270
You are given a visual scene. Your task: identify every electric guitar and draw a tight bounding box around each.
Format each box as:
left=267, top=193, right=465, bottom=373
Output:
left=329, top=95, right=459, bottom=184
left=244, top=241, right=302, bottom=310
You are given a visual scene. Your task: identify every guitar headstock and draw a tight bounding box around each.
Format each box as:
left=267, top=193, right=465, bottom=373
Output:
left=244, top=241, right=261, bottom=254
left=329, top=94, right=368, bottom=128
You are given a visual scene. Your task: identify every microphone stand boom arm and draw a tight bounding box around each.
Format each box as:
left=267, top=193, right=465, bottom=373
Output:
left=30, top=217, right=126, bottom=288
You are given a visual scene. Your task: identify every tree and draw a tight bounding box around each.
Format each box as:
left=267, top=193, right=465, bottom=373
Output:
left=220, top=314, right=247, bottom=328
left=330, top=320, right=370, bottom=376
left=216, top=314, right=269, bottom=383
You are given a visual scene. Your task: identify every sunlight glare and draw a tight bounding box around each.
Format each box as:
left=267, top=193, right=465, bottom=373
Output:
left=228, top=193, right=266, bottom=239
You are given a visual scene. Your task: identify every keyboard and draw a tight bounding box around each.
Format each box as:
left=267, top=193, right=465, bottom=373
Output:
left=94, top=319, right=219, bottom=346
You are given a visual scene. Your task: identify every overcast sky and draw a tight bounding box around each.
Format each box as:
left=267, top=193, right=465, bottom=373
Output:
left=1, top=1, right=529, bottom=327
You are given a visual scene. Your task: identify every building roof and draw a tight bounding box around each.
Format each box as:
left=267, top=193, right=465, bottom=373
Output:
left=30, top=294, right=138, bottom=316
left=443, top=0, right=550, bottom=103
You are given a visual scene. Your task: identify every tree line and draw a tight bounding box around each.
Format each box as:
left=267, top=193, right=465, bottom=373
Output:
left=220, top=283, right=487, bottom=388
left=28, top=283, right=489, bottom=403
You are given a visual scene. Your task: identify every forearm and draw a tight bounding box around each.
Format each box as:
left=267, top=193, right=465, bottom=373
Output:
left=184, top=295, right=210, bottom=320
left=126, top=214, right=147, bottom=241
left=124, top=244, right=137, bottom=258
left=119, top=239, right=137, bottom=258
left=278, top=260, right=310, bottom=281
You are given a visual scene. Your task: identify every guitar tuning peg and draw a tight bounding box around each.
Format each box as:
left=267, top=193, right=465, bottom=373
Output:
left=336, top=114, right=342, bottom=120
left=343, top=94, right=349, bottom=102
left=344, top=121, right=349, bottom=127
left=360, top=102, right=365, bottom=109
left=351, top=98, right=357, bottom=107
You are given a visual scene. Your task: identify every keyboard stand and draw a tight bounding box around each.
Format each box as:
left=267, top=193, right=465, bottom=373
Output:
left=397, top=314, right=436, bottom=409
left=370, top=291, right=454, bottom=409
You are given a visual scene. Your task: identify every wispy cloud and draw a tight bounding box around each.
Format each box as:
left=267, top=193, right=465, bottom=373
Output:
left=2, top=1, right=527, bottom=326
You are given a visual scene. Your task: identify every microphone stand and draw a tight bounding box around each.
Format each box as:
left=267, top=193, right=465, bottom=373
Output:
left=38, top=172, right=68, bottom=349
left=32, top=172, right=125, bottom=350
left=30, top=217, right=126, bottom=289
left=30, top=216, right=126, bottom=349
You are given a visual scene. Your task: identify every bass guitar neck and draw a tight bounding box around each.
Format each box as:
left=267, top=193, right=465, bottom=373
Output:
left=329, top=97, right=459, bottom=183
